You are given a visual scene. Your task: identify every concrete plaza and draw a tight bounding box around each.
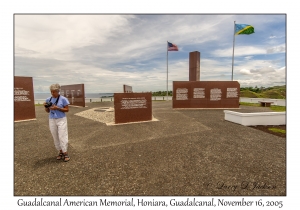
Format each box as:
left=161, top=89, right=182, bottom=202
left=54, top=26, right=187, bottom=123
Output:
left=14, top=101, right=286, bottom=196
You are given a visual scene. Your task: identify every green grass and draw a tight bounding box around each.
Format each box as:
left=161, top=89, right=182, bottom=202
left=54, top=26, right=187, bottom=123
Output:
left=268, top=128, right=286, bottom=134
left=263, top=90, right=286, bottom=99
left=239, top=102, right=286, bottom=112
left=240, top=90, right=261, bottom=98
left=269, top=106, right=286, bottom=112
left=239, top=102, right=261, bottom=107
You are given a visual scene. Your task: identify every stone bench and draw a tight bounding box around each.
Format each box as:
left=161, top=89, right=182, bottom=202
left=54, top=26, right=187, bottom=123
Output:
left=258, top=101, right=274, bottom=107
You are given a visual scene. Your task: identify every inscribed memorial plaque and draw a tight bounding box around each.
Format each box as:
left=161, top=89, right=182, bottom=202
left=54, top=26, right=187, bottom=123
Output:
left=121, top=98, right=147, bottom=109
left=193, top=88, right=205, bottom=98
left=176, top=88, right=188, bottom=100
left=14, top=76, right=36, bottom=121
left=114, top=93, right=152, bottom=124
left=173, top=81, right=240, bottom=108
left=226, top=88, right=238, bottom=98
left=210, top=88, right=222, bottom=101
left=61, top=84, right=85, bottom=107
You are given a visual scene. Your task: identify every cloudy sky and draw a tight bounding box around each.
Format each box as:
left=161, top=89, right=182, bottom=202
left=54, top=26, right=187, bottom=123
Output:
left=14, top=14, right=286, bottom=93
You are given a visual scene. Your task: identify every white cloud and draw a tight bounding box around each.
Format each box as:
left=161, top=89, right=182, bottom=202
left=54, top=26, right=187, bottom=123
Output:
left=15, top=15, right=134, bottom=60
left=239, top=69, right=252, bottom=75
left=212, top=46, right=266, bottom=57
left=212, top=44, right=285, bottom=59
left=266, top=44, right=286, bottom=54
left=244, top=56, right=253, bottom=60
left=236, top=65, right=285, bottom=87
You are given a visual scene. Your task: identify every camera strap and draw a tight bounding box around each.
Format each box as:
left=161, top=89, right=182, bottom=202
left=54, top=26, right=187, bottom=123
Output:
left=49, top=95, right=60, bottom=105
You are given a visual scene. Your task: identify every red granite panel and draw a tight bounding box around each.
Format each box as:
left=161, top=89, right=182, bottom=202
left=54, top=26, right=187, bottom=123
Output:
left=123, top=84, right=133, bottom=93
left=173, top=81, right=240, bottom=108
left=189, top=51, right=200, bottom=81
left=61, top=84, right=85, bottom=107
left=114, top=93, right=152, bottom=124
left=14, top=76, right=36, bottom=121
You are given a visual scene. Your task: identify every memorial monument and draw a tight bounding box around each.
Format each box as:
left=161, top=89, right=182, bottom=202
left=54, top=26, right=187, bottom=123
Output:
left=14, top=76, right=36, bottom=122
left=114, top=85, right=152, bottom=124
left=173, top=51, right=240, bottom=109
left=123, top=84, right=133, bottom=93
left=189, top=51, right=200, bottom=81
left=61, top=84, right=85, bottom=107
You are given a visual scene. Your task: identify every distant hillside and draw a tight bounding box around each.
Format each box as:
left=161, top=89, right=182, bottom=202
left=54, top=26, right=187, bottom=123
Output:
left=239, top=90, right=262, bottom=98
left=240, top=85, right=286, bottom=99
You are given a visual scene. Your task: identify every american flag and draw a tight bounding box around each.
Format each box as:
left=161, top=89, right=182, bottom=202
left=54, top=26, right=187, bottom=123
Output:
left=168, top=42, right=178, bottom=51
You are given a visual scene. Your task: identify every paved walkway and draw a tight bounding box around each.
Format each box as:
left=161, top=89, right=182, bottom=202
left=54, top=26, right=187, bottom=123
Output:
left=14, top=101, right=285, bottom=196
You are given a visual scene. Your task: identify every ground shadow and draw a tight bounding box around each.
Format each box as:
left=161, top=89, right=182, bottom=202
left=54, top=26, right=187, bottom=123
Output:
left=33, top=157, right=62, bottom=169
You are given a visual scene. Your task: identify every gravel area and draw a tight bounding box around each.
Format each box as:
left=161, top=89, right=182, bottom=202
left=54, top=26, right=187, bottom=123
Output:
left=14, top=101, right=286, bottom=196
left=74, top=106, right=114, bottom=124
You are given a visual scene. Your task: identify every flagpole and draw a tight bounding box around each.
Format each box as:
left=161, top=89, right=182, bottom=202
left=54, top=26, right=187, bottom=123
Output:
left=232, top=21, right=236, bottom=81
left=167, top=41, right=169, bottom=101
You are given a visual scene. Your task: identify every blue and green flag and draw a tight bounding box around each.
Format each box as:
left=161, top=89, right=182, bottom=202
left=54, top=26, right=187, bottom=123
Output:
left=235, top=24, right=254, bottom=35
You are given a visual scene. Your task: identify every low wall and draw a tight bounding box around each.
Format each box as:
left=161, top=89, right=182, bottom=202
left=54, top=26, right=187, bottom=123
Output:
left=224, top=110, right=286, bottom=126
left=240, top=98, right=286, bottom=106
